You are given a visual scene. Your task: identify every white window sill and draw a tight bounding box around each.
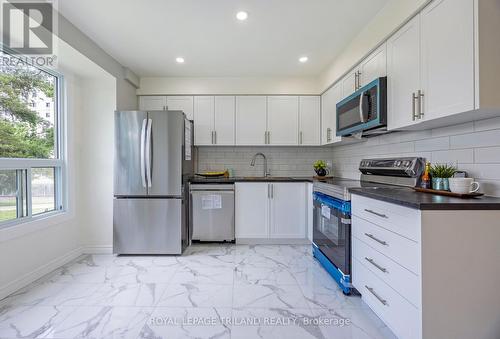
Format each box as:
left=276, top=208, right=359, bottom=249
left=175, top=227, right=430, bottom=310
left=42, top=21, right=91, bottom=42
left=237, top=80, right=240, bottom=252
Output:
left=0, top=210, right=74, bottom=243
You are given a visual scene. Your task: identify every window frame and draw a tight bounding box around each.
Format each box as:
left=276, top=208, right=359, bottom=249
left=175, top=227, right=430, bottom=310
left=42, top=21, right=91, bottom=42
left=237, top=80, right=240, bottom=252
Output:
left=0, top=58, right=66, bottom=229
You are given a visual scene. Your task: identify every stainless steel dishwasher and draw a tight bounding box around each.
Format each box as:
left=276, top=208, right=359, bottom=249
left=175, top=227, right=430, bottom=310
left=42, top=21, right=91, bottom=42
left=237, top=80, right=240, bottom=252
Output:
left=189, top=184, right=235, bottom=242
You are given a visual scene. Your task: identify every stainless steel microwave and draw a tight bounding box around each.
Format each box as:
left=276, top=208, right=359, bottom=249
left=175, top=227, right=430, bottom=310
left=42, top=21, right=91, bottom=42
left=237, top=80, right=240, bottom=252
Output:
left=336, top=77, right=387, bottom=137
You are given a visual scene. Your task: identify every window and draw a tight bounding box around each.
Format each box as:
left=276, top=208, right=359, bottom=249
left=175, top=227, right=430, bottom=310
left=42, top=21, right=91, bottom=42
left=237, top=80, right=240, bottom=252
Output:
left=0, top=50, right=65, bottom=227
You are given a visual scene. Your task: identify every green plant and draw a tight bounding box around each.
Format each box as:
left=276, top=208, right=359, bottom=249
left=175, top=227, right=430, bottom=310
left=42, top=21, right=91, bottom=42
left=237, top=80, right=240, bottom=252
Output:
left=313, top=160, right=328, bottom=170
left=430, top=164, right=457, bottom=178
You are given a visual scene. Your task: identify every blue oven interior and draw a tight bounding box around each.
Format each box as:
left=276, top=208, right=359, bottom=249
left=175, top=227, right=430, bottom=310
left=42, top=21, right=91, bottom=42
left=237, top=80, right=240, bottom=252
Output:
left=312, top=191, right=352, bottom=294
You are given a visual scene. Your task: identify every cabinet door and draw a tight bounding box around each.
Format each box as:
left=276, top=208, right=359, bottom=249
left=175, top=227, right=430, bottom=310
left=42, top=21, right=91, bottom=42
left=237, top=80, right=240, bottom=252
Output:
left=360, top=43, right=387, bottom=87
left=166, top=96, right=194, bottom=120
left=235, top=183, right=269, bottom=239
left=139, top=96, right=167, bottom=111
left=420, top=0, right=474, bottom=120
left=235, top=96, right=267, bottom=145
left=267, top=96, right=299, bottom=145
left=387, top=16, right=421, bottom=130
left=193, top=96, right=214, bottom=146
left=214, top=96, right=235, bottom=145
left=299, top=96, right=320, bottom=145
left=270, top=183, right=306, bottom=239
left=341, top=71, right=358, bottom=97
left=321, top=83, right=342, bottom=144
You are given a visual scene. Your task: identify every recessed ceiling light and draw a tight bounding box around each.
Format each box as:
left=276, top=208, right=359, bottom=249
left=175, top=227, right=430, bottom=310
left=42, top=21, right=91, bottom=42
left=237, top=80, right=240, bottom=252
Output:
left=236, top=11, right=248, bottom=21
left=176, top=57, right=185, bottom=64
left=299, top=56, right=309, bottom=63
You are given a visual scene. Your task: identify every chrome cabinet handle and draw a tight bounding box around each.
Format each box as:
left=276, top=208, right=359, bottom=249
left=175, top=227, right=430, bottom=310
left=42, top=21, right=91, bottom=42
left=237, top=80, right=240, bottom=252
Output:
left=364, top=233, right=388, bottom=246
left=214, top=131, right=217, bottom=144
left=418, top=90, right=424, bottom=118
left=357, top=71, right=362, bottom=89
left=326, top=128, right=331, bottom=142
left=270, top=184, right=274, bottom=199
left=268, top=131, right=271, bottom=144
left=412, top=92, right=418, bottom=121
left=365, top=257, right=388, bottom=273
left=140, top=118, right=147, bottom=188
left=364, top=209, right=388, bottom=219
left=365, top=286, right=388, bottom=306
left=299, top=131, right=303, bottom=145
left=267, top=184, right=271, bottom=199
left=264, top=131, right=267, bottom=144
left=211, top=131, right=214, bottom=144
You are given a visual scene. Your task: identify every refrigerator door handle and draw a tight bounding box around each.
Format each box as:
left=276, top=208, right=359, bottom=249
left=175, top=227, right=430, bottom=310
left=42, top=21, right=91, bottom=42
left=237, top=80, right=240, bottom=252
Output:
left=140, top=118, right=147, bottom=188
left=145, top=118, right=153, bottom=187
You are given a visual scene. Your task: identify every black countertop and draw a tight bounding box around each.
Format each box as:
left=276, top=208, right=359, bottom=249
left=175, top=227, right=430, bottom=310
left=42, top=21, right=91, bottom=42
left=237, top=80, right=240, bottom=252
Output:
left=349, top=186, right=500, bottom=210
left=189, top=176, right=314, bottom=184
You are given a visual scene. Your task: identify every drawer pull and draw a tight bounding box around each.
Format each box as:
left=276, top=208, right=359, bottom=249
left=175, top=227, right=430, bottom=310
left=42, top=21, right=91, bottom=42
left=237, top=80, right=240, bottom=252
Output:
left=364, top=233, right=388, bottom=246
left=365, top=285, right=388, bottom=306
left=365, top=257, right=388, bottom=273
left=364, top=209, right=388, bottom=219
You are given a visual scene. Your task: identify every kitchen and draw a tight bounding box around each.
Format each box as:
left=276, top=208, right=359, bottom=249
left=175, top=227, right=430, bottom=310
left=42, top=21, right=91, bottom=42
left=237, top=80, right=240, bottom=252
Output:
left=1, top=0, right=500, bottom=338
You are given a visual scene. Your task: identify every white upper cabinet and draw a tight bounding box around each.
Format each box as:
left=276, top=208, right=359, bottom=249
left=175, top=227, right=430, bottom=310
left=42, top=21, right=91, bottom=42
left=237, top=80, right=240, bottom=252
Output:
left=298, top=96, right=321, bottom=145
left=387, top=15, right=421, bottom=130
left=321, top=82, right=342, bottom=144
left=236, top=96, right=267, bottom=145
left=341, top=71, right=358, bottom=98
left=214, top=96, right=235, bottom=145
left=193, top=96, right=215, bottom=146
left=166, top=96, right=194, bottom=120
left=420, top=0, right=474, bottom=121
left=267, top=96, right=299, bottom=145
left=360, top=43, right=387, bottom=87
left=139, top=96, right=167, bottom=111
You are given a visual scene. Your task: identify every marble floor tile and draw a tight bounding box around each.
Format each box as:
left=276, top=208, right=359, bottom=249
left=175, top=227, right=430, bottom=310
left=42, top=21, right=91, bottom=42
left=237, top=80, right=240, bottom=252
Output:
left=0, top=244, right=396, bottom=338
left=43, top=306, right=152, bottom=339
left=233, top=283, right=309, bottom=309
left=157, top=283, right=233, bottom=308
left=234, top=265, right=298, bottom=286
left=0, top=305, right=75, bottom=338
left=139, top=307, right=232, bottom=339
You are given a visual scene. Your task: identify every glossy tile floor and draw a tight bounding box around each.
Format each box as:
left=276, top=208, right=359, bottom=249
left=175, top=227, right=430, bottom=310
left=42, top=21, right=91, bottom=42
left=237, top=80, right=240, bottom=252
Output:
left=0, top=244, right=396, bottom=339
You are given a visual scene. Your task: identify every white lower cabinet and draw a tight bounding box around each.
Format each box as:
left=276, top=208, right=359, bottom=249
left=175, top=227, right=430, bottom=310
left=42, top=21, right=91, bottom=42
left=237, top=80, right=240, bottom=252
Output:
left=352, top=194, right=422, bottom=339
left=235, top=182, right=307, bottom=240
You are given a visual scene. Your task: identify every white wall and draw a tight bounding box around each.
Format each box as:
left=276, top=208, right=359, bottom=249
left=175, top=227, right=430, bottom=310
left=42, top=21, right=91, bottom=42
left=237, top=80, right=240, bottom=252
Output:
left=76, top=75, right=116, bottom=252
left=137, top=76, right=320, bottom=95
left=331, top=119, right=500, bottom=197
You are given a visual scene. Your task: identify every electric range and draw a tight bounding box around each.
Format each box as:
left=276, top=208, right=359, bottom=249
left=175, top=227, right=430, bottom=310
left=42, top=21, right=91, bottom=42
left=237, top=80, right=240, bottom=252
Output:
left=312, top=157, right=425, bottom=294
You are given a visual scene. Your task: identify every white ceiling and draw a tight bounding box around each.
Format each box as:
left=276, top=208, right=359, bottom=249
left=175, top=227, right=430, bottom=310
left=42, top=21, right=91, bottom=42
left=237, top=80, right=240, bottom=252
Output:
left=58, top=0, right=389, bottom=77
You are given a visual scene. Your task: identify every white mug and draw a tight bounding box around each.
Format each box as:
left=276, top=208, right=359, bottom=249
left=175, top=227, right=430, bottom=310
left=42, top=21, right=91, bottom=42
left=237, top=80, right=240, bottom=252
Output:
left=448, top=178, right=480, bottom=194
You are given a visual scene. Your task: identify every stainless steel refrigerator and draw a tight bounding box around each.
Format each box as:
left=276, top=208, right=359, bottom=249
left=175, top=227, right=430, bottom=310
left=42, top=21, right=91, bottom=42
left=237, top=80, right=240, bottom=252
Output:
left=113, top=110, right=193, bottom=254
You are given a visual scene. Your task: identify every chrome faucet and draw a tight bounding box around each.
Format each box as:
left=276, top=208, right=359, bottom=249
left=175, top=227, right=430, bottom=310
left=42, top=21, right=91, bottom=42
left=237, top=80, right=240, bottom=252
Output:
left=250, top=152, right=270, bottom=177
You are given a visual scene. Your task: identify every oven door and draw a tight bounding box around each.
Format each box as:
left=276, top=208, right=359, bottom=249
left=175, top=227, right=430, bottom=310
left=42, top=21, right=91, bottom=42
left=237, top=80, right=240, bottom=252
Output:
left=313, top=193, right=351, bottom=275
left=336, top=77, right=386, bottom=137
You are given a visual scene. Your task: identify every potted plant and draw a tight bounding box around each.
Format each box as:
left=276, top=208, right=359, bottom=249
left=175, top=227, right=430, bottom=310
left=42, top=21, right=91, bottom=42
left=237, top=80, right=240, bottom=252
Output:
left=313, top=160, right=330, bottom=177
left=429, top=164, right=457, bottom=191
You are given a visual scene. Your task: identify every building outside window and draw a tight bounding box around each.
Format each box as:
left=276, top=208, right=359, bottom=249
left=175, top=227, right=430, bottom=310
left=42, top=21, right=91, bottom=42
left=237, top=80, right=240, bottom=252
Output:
left=0, top=50, right=65, bottom=227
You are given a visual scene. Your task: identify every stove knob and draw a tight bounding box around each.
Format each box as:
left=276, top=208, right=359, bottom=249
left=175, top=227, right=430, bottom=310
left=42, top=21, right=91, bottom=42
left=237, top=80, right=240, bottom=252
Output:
left=396, top=161, right=402, bottom=167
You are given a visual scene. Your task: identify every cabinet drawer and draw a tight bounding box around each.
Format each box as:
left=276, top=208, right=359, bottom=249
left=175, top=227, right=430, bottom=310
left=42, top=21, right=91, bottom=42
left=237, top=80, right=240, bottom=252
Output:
left=352, top=215, right=420, bottom=275
left=352, top=194, right=421, bottom=242
left=353, top=257, right=421, bottom=339
left=353, top=236, right=420, bottom=307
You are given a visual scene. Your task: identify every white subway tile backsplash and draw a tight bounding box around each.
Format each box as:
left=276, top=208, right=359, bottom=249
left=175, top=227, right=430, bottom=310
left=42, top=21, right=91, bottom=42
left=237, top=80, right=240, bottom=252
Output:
left=450, top=130, right=500, bottom=149
left=414, top=137, right=450, bottom=152
left=431, top=122, right=474, bottom=137
left=431, top=149, right=474, bottom=164
left=474, top=147, right=500, bottom=163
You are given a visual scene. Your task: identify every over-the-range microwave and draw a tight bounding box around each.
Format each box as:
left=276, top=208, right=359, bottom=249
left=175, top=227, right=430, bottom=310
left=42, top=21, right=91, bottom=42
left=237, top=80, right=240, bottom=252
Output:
left=336, top=77, right=387, bottom=137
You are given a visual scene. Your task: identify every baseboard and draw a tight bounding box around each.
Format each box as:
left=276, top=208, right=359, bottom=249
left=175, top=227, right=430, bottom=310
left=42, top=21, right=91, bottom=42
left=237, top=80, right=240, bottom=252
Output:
left=0, top=246, right=83, bottom=301
left=83, top=245, right=113, bottom=254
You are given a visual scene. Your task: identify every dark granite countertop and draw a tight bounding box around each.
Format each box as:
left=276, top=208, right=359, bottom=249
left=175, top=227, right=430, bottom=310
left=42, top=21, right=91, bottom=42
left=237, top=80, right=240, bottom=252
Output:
left=349, top=187, right=500, bottom=210
left=189, top=176, right=314, bottom=184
